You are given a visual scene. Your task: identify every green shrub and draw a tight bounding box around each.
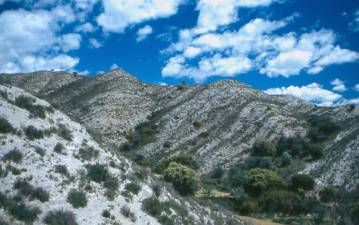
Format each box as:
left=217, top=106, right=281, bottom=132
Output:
left=0, top=192, right=40, bottom=223
left=67, top=190, right=87, bottom=208
left=0, top=117, right=14, bottom=133
left=281, top=152, right=292, bottom=166
left=28, top=105, right=46, bottom=118
left=15, top=95, right=46, bottom=118
left=34, top=146, right=46, bottom=157
left=54, top=143, right=64, bottom=153
left=142, top=197, right=163, bottom=217
left=308, top=116, right=340, bottom=142
left=86, top=164, right=109, bottom=183
left=243, top=168, right=285, bottom=197
left=102, top=209, right=111, bottom=218
left=193, top=121, right=202, bottom=129
left=291, top=174, right=315, bottom=191
left=164, top=162, right=200, bottom=195
left=0, top=90, right=8, bottom=99
left=276, top=137, right=310, bottom=157
left=259, top=191, right=305, bottom=215
left=239, top=200, right=257, bottom=215
left=101, top=209, right=111, bottom=218
left=8, top=203, right=40, bottom=223
left=104, top=176, right=119, bottom=200
left=13, top=179, right=49, bottom=202
left=24, top=126, right=44, bottom=140
left=2, top=150, right=23, bottom=163
left=251, top=141, right=277, bottom=157
left=0, top=218, right=9, bottom=225
left=31, top=188, right=50, bottom=202
left=120, top=121, right=157, bottom=151
left=120, top=206, right=136, bottom=222
left=44, top=210, right=78, bottom=225
left=309, top=145, right=323, bottom=160
left=55, top=165, right=69, bottom=176
left=319, top=187, right=342, bottom=203
left=243, top=157, right=273, bottom=170
left=209, top=166, right=224, bottom=179
left=124, top=182, right=141, bottom=195
left=350, top=203, right=359, bottom=225
left=77, top=146, right=99, bottom=161
left=15, top=95, right=35, bottom=109
left=155, top=153, right=198, bottom=173
left=57, top=124, right=73, bottom=141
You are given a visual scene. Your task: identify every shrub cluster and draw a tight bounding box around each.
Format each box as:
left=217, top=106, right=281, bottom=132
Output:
left=86, top=164, right=118, bottom=200
left=0, top=117, right=14, bottom=133
left=120, top=121, right=157, bottom=151
left=155, top=153, right=198, bottom=174
left=54, top=165, right=69, bottom=176
left=24, top=126, right=44, bottom=140
left=57, top=124, right=73, bottom=141
left=0, top=192, right=40, bottom=223
left=124, top=182, right=141, bottom=195
left=251, top=141, right=277, bottom=157
left=15, top=95, right=47, bottom=118
left=67, top=190, right=87, bottom=208
left=164, top=162, right=200, bottom=195
left=77, top=146, right=99, bottom=161
left=308, top=115, right=340, bottom=142
left=54, top=143, right=64, bottom=154
left=242, top=168, right=285, bottom=197
left=2, top=149, right=23, bottom=163
left=276, top=137, right=323, bottom=160
left=13, top=179, right=50, bottom=202
left=44, top=210, right=78, bottom=225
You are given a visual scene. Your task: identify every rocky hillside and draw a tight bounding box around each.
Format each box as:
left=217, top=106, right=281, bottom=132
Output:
left=0, top=84, right=244, bottom=225
left=1, top=70, right=359, bottom=190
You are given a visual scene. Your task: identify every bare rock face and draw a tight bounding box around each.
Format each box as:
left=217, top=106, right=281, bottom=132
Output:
left=0, top=84, right=245, bottom=225
left=1, top=70, right=359, bottom=190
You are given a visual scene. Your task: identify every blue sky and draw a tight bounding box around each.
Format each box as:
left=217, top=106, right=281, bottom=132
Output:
left=0, top=0, right=359, bottom=106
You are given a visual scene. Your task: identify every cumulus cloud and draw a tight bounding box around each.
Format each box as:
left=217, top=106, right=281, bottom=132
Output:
left=97, top=0, right=184, bottom=32
left=59, top=33, right=82, bottom=52
left=265, top=83, right=343, bottom=106
left=162, top=54, right=252, bottom=82
left=261, top=50, right=312, bottom=77
left=162, top=16, right=359, bottom=81
left=331, top=78, right=347, bottom=92
left=89, top=38, right=103, bottom=48
left=110, top=63, right=119, bottom=70
left=195, top=0, right=278, bottom=33
left=0, top=6, right=80, bottom=73
left=136, top=25, right=153, bottom=42
left=349, top=9, right=359, bottom=32
left=75, top=22, right=96, bottom=33
left=354, top=83, right=359, bottom=92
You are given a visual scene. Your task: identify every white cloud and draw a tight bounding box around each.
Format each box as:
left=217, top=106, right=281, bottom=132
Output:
left=0, top=7, right=79, bottom=73
left=349, top=9, right=359, bottom=32
left=97, top=0, right=184, bottom=32
left=136, top=25, right=153, bottom=42
left=195, top=0, right=278, bottom=33
left=162, top=54, right=251, bottom=82
left=261, top=50, right=312, bottom=77
left=89, top=38, right=103, bottom=48
left=59, top=33, right=82, bottom=52
left=330, top=78, right=347, bottom=92
left=354, top=83, right=359, bottom=92
left=265, top=83, right=343, bottom=106
left=0, top=55, right=79, bottom=73
left=110, top=63, right=119, bottom=70
left=162, top=16, right=359, bottom=81
left=75, top=22, right=96, bottom=33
